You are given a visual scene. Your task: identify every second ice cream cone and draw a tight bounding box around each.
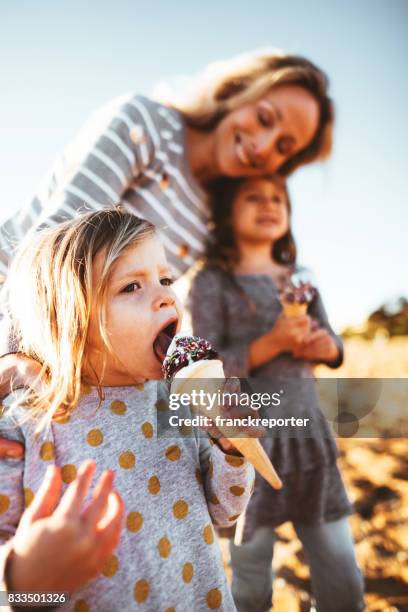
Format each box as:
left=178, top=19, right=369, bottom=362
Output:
left=282, top=301, right=308, bottom=318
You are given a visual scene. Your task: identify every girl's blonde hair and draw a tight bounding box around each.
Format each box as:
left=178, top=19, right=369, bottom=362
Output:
left=7, top=209, right=155, bottom=433
left=159, top=48, right=334, bottom=176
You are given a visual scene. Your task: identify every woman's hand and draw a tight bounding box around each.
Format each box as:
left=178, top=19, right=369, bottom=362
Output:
left=249, top=313, right=311, bottom=369
left=293, top=328, right=339, bottom=363
left=6, top=460, right=124, bottom=594
left=0, top=353, right=44, bottom=399
left=0, top=353, right=44, bottom=459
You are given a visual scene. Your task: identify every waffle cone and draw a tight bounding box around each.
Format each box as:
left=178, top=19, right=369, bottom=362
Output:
left=172, top=360, right=282, bottom=489
left=282, top=301, right=308, bottom=317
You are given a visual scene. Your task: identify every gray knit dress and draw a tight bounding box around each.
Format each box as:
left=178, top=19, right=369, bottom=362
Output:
left=189, top=266, right=353, bottom=542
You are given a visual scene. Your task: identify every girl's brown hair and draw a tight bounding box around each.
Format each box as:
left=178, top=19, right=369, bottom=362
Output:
left=202, top=176, right=296, bottom=312
left=7, top=209, right=155, bottom=433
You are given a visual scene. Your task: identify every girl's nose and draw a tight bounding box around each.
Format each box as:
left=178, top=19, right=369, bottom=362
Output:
left=152, top=288, right=176, bottom=311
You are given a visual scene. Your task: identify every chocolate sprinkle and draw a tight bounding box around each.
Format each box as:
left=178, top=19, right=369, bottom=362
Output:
left=162, top=335, right=218, bottom=380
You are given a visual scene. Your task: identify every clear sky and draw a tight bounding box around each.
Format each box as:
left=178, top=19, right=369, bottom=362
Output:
left=1, top=0, right=407, bottom=330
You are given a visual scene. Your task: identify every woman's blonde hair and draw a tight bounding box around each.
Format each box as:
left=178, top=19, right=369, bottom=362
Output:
left=160, top=48, right=334, bottom=176
left=7, top=209, right=155, bottom=434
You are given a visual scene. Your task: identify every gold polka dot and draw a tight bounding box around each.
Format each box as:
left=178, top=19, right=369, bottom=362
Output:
left=172, top=499, right=189, bottom=519
left=134, top=579, right=150, bottom=603
left=225, top=454, right=244, bottom=467
left=157, top=536, right=172, bottom=558
left=230, top=485, right=245, bottom=496
left=207, top=460, right=213, bottom=478
left=141, top=422, right=154, bottom=438
left=195, top=468, right=203, bottom=485
left=127, top=511, right=144, bottom=533
left=23, top=488, right=34, bottom=508
left=210, top=494, right=220, bottom=505
left=86, top=429, right=104, bottom=447
left=203, top=524, right=214, bottom=545
left=206, top=587, right=222, bottom=609
left=111, top=400, right=127, bottom=415
left=73, top=600, right=90, bottom=612
left=229, top=514, right=240, bottom=522
left=155, top=399, right=168, bottom=412
left=182, top=562, right=194, bottom=583
left=134, top=382, right=145, bottom=392
left=165, top=445, right=181, bottom=461
left=119, top=451, right=136, bottom=469
left=39, top=441, right=55, bottom=461
left=61, top=464, right=77, bottom=484
left=148, top=475, right=161, bottom=495
left=0, top=494, right=10, bottom=514
left=101, top=554, right=119, bottom=577
left=178, top=243, right=189, bottom=258
left=165, top=608, right=175, bottom=612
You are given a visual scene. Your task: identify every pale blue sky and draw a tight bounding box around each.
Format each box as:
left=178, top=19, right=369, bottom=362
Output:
left=1, top=0, right=407, bottom=329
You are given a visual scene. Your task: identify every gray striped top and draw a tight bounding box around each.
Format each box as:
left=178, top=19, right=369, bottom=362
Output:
left=0, top=95, right=210, bottom=279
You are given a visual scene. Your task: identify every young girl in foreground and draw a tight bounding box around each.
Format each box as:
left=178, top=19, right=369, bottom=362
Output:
left=190, top=177, right=365, bottom=612
left=0, top=210, right=254, bottom=611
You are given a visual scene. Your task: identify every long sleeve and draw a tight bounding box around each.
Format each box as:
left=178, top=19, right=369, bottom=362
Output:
left=0, top=95, right=159, bottom=355
left=309, top=290, right=344, bottom=368
left=198, top=434, right=254, bottom=529
left=0, top=94, right=157, bottom=275
left=189, top=268, right=251, bottom=377
left=0, top=406, right=25, bottom=602
left=0, top=408, right=25, bottom=544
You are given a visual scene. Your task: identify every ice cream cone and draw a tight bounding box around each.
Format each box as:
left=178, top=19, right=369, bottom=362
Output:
left=172, top=360, right=282, bottom=489
left=282, top=301, right=308, bottom=318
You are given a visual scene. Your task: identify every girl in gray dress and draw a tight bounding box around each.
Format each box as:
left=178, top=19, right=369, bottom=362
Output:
left=189, top=176, right=365, bottom=612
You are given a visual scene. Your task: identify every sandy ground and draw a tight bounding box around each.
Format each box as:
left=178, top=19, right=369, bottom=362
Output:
left=218, top=338, right=408, bottom=611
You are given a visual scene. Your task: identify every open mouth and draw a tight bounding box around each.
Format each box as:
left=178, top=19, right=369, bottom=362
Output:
left=256, top=217, right=279, bottom=225
left=153, top=318, right=178, bottom=363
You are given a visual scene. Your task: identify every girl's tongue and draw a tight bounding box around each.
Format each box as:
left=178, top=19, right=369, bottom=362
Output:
left=153, top=326, right=175, bottom=363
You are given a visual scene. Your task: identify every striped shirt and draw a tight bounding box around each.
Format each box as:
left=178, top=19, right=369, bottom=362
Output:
left=0, top=95, right=210, bottom=279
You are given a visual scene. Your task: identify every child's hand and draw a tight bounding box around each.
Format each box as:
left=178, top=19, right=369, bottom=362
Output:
left=269, top=312, right=312, bottom=353
left=203, top=378, right=265, bottom=456
left=293, top=329, right=339, bottom=363
left=7, top=460, right=124, bottom=594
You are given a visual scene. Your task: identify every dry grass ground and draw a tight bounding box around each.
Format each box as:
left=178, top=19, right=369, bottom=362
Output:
left=218, top=338, right=408, bottom=611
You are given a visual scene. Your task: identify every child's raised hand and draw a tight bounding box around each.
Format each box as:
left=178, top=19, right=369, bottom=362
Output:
left=7, top=460, right=124, bottom=594
left=293, top=328, right=339, bottom=363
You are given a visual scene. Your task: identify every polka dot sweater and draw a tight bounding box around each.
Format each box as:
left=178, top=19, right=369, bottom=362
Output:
left=0, top=381, right=254, bottom=611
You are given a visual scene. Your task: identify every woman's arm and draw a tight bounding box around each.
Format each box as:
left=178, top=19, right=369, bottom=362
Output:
left=0, top=94, right=157, bottom=276
left=0, top=355, right=44, bottom=459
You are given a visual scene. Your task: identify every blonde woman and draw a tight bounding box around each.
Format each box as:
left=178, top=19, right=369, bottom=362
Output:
left=0, top=209, right=255, bottom=610
left=0, top=48, right=333, bottom=456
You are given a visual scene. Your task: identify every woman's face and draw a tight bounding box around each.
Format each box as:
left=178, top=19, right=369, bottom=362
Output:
left=85, top=235, right=182, bottom=384
left=214, top=84, right=320, bottom=177
left=232, top=178, right=289, bottom=244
